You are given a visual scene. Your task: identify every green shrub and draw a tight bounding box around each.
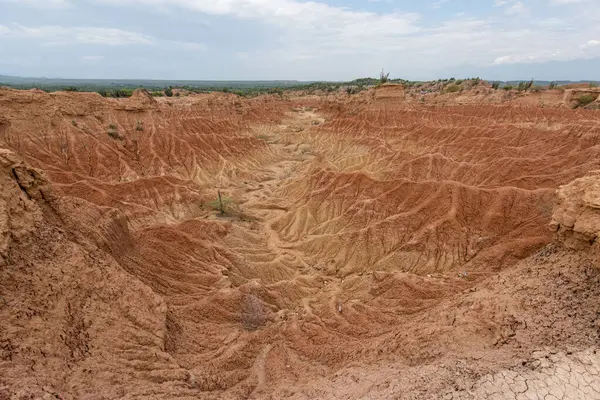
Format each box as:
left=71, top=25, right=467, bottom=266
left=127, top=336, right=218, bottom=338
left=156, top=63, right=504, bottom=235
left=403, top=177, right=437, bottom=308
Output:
left=577, top=94, right=596, bottom=107
left=164, top=87, right=173, bottom=97
left=380, top=69, right=390, bottom=84
left=549, top=81, right=559, bottom=89
left=491, top=82, right=501, bottom=90
left=504, top=85, right=513, bottom=91
left=206, top=191, right=233, bottom=215
left=446, top=83, right=461, bottom=93
left=107, top=124, right=123, bottom=140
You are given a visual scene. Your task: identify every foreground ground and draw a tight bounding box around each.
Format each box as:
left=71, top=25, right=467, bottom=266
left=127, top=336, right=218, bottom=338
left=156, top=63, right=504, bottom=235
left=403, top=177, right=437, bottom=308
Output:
left=0, top=85, right=599, bottom=399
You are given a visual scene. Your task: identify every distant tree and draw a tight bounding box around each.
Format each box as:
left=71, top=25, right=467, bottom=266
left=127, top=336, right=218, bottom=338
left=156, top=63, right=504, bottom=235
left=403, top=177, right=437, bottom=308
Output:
left=549, top=81, right=559, bottom=89
left=491, top=81, right=501, bottom=90
left=164, top=87, right=173, bottom=97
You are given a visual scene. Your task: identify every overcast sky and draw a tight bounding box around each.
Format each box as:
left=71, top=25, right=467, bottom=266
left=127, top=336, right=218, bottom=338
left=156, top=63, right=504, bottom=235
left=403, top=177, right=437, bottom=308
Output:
left=0, top=0, right=599, bottom=81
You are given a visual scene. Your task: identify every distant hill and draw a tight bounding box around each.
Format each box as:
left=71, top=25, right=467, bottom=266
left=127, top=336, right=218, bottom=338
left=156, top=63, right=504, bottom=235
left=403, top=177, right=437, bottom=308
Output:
left=0, top=74, right=310, bottom=90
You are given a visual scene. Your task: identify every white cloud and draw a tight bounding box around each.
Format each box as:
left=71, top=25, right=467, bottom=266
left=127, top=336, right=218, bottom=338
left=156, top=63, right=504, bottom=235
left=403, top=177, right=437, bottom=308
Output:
left=5, top=25, right=154, bottom=45
left=504, top=1, right=529, bottom=16
left=581, top=40, right=600, bottom=49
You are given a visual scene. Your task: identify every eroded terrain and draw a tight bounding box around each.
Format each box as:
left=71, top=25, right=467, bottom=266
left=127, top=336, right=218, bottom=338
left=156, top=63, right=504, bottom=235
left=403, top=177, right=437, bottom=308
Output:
left=1, top=86, right=599, bottom=399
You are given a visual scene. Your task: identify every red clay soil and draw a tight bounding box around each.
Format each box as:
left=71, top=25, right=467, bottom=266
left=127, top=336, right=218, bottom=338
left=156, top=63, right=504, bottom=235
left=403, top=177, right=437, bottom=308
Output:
left=0, top=86, right=599, bottom=399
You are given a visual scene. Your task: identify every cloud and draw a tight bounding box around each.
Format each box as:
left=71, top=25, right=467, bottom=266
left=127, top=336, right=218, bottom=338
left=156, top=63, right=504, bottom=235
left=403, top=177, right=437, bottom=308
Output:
left=581, top=40, right=600, bottom=49
left=6, top=25, right=155, bottom=45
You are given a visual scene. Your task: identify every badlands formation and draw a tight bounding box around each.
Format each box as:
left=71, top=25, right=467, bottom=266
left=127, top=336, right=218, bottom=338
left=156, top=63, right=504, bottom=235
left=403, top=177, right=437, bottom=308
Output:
left=0, top=84, right=600, bottom=399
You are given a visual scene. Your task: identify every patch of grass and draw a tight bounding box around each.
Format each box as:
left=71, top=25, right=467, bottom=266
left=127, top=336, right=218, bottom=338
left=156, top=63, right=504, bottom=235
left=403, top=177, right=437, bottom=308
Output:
left=256, top=134, right=270, bottom=141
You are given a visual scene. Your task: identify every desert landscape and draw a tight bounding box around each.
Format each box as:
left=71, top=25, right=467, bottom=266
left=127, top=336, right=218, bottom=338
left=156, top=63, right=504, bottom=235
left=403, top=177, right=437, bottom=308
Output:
left=1, top=81, right=600, bottom=399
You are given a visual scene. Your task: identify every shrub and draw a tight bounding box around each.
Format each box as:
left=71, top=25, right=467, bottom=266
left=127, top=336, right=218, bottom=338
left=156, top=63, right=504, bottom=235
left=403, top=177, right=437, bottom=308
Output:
left=491, top=81, right=501, bottom=90
left=164, top=87, right=173, bottom=97
left=577, top=94, right=596, bottom=107
left=455, top=79, right=463, bottom=85
left=503, top=85, right=513, bottom=91
left=380, top=69, right=390, bottom=84
left=71, top=120, right=78, bottom=127
left=446, top=83, right=460, bottom=93
left=107, top=124, right=123, bottom=140
left=63, top=86, right=79, bottom=92
left=549, top=81, right=559, bottom=89
left=135, top=121, right=144, bottom=131
left=206, top=191, right=233, bottom=215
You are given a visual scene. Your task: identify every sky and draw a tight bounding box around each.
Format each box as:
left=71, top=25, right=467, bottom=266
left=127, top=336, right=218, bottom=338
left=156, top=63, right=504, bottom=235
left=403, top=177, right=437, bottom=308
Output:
left=0, top=0, right=599, bottom=81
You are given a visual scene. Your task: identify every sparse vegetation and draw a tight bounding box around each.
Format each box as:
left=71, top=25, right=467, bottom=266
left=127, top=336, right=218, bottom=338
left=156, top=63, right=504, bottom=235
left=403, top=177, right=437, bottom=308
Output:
left=380, top=69, right=390, bottom=84
left=576, top=94, right=597, bottom=108
left=71, top=120, right=78, bottom=127
left=164, top=87, right=174, bottom=97
left=446, top=84, right=461, bottom=93
left=504, top=85, right=514, bottom=91
left=107, top=123, right=123, bottom=140
left=206, top=191, right=233, bottom=215
left=135, top=121, right=144, bottom=131
left=549, top=81, right=559, bottom=89
left=491, top=82, right=501, bottom=90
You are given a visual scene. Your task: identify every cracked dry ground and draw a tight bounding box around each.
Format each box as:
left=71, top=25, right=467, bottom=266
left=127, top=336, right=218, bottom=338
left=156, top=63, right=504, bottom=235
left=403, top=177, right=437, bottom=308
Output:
left=0, top=87, right=600, bottom=399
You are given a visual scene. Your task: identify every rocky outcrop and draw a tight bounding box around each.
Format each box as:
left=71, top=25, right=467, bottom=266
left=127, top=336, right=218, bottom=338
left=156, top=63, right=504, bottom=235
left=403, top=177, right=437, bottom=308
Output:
left=550, top=170, right=600, bottom=250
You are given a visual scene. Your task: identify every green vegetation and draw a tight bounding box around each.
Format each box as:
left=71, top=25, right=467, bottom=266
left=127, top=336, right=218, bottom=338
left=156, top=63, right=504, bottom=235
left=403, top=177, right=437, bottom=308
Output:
left=206, top=191, right=233, bottom=215
left=446, top=84, right=461, bottom=93
left=380, top=69, right=390, bottom=84
left=107, top=123, right=123, bottom=140
left=504, top=85, right=514, bottom=91
left=164, top=87, right=173, bottom=97
left=549, top=81, right=559, bottom=89
left=577, top=94, right=597, bottom=107
left=71, top=120, right=78, bottom=127
left=491, top=82, right=501, bottom=90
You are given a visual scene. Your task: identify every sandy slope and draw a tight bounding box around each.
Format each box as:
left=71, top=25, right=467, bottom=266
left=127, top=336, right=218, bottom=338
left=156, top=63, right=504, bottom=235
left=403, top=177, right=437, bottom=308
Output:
left=0, top=86, right=599, bottom=399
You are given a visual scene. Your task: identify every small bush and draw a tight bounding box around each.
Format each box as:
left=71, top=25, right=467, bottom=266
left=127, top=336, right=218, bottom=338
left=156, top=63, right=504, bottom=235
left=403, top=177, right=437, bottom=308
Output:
left=455, top=79, right=463, bottom=85
left=71, top=120, right=78, bottom=127
left=577, top=94, right=596, bottom=107
left=206, top=191, right=233, bottom=215
left=135, top=121, right=144, bottom=131
left=503, top=85, right=513, bottom=91
left=380, top=69, right=390, bottom=84
left=549, top=81, right=559, bottom=89
left=446, top=84, right=460, bottom=93
left=164, top=87, right=173, bottom=97
left=491, top=81, right=501, bottom=90
left=107, top=124, right=123, bottom=140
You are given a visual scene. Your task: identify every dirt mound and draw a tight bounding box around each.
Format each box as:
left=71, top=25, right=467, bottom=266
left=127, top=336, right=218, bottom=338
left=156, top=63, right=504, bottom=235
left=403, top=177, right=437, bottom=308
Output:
left=1, top=88, right=600, bottom=399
